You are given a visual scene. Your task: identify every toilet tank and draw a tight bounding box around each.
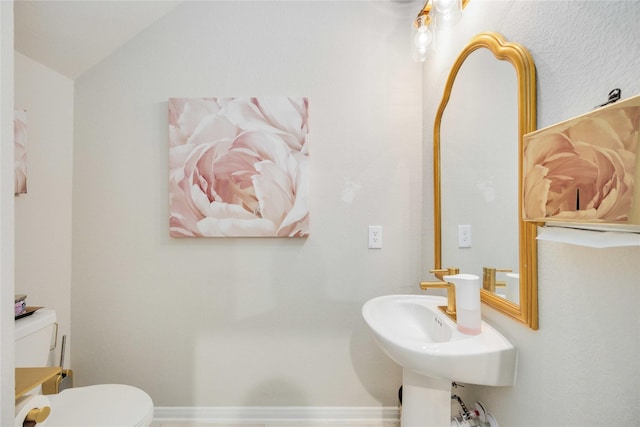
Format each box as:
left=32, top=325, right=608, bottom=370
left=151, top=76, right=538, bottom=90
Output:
left=15, top=309, right=57, bottom=367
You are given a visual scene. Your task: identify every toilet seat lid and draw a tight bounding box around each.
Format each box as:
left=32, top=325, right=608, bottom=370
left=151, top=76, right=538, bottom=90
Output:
left=46, top=384, right=153, bottom=427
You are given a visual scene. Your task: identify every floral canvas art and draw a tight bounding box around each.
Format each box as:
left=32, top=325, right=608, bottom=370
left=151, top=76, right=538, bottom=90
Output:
left=523, top=94, right=639, bottom=230
left=14, top=110, right=27, bottom=195
left=169, top=97, right=309, bottom=237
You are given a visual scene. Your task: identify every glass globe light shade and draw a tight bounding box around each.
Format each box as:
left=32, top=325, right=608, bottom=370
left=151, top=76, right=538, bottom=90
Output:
left=411, top=16, right=433, bottom=62
left=434, top=0, right=462, bottom=27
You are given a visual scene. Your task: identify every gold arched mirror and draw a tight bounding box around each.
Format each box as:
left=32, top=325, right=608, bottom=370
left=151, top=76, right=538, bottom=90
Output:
left=433, top=32, right=539, bottom=329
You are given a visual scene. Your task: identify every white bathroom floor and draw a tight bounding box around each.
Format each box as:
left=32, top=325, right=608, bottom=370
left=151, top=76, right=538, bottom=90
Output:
left=150, top=423, right=399, bottom=427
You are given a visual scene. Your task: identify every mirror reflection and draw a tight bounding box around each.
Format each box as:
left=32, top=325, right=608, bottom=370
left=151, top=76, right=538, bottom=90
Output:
left=440, top=48, right=519, bottom=303
left=433, top=32, right=539, bottom=329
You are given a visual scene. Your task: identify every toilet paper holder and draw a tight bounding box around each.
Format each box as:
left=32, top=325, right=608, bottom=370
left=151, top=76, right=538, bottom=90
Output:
left=24, top=406, right=51, bottom=427
left=42, top=369, right=73, bottom=395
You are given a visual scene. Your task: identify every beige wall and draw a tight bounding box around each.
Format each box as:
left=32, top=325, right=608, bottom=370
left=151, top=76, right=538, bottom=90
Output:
left=14, top=52, right=74, bottom=367
left=71, top=1, right=422, bottom=408
left=421, top=1, right=640, bottom=425
left=1, top=1, right=15, bottom=425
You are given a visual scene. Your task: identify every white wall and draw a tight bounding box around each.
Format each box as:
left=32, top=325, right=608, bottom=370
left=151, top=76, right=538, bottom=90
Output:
left=0, top=1, right=15, bottom=425
left=72, top=1, right=422, bottom=408
left=421, top=1, right=640, bottom=425
left=14, top=53, right=74, bottom=367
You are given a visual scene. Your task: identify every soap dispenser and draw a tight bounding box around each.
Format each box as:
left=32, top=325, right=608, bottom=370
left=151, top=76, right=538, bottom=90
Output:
left=443, top=273, right=481, bottom=335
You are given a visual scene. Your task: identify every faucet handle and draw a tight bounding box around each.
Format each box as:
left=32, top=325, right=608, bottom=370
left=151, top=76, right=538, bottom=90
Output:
left=429, top=267, right=459, bottom=281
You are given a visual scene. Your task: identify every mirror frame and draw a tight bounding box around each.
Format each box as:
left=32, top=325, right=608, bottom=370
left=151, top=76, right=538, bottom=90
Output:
left=433, top=32, right=539, bottom=329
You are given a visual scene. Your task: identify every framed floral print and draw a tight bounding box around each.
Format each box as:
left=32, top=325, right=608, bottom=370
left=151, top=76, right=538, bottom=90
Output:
left=523, top=94, right=639, bottom=232
left=14, top=110, right=27, bottom=195
left=169, top=97, right=309, bottom=237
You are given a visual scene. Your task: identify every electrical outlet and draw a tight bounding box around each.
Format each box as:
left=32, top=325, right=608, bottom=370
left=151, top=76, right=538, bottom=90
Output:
left=458, top=224, right=471, bottom=248
left=368, top=225, right=383, bottom=249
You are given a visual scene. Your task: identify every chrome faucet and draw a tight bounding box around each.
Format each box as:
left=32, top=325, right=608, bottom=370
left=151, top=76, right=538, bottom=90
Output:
left=420, top=267, right=459, bottom=322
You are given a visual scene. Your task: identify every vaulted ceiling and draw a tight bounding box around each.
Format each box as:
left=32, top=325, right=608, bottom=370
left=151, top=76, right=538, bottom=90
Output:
left=14, top=0, right=182, bottom=79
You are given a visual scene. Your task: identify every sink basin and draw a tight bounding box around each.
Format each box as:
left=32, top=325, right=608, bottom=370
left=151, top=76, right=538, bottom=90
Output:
left=362, top=294, right=516, bottom=386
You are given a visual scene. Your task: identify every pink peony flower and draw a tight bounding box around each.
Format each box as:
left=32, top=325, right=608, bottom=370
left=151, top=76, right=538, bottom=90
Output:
left=14, top=110, right=28, bottom=195
left=524, top=105, right=638, bottom=223
left=169, top=98, right=309, bottom=237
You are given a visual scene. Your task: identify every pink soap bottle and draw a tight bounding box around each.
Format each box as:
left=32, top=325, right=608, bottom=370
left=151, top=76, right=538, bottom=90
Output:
left=443, top=273, right=481, bottom=335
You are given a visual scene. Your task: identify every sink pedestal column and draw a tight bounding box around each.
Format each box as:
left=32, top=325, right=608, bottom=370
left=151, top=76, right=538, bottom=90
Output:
left=401, top=369, right=450, bottom=427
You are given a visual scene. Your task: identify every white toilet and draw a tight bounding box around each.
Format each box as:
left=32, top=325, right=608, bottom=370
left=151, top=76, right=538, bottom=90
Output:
left=15, top=308, right=154, bottom=427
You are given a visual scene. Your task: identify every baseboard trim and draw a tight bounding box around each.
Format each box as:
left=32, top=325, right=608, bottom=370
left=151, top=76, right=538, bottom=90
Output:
left=153, top=406, right=400, bottom=423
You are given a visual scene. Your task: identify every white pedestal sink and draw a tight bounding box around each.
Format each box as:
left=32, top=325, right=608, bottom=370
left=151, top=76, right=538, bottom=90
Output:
left=362, top=295, right=517, bottom=427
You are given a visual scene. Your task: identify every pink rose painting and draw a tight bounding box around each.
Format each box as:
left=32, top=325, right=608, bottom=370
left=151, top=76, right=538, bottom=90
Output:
left=14, top=110, right=28, bottom=195
left=169, top=97, right=309, bottom=237
left=523, top=95, right=639, bottom=227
